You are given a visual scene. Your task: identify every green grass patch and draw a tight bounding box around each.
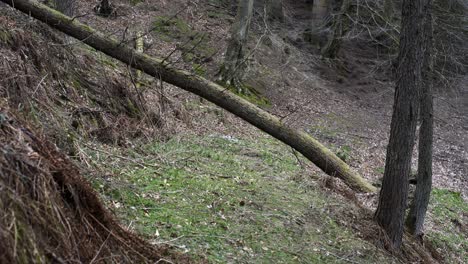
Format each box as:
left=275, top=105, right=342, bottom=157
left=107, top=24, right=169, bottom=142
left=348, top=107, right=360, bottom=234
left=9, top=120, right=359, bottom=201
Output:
left=86, top=135, right=394, bottom=263
left=426, top=188, right=468, bottom=262
left=152, top=16, right=192, bottom=41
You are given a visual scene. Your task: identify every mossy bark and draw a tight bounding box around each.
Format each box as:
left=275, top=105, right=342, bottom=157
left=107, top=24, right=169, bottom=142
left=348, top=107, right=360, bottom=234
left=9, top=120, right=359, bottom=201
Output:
left=1, top=0, right=376, bottom=193
left=217, top=0, right=254, bottom=94
left=134, top=31, right=144, bottom=88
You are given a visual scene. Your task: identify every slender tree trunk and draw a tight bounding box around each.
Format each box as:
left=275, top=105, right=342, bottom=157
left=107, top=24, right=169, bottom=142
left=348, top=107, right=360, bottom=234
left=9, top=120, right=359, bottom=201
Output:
left=383, top=0, right=394, bottom=21
left=321, top=0, right=351, bottom=58
left=311, top=0, right=330, bottom=27
left=406, top=0, right=434, bottom=238
left=374, top=0, right=426, bottom=250
left=0, top=0, right=377, bottom=193
left=133, top=31, right=144, bottom=88
left=217, top=0, right=254, bottom=93
left=266, top=0, right=284, bottom=21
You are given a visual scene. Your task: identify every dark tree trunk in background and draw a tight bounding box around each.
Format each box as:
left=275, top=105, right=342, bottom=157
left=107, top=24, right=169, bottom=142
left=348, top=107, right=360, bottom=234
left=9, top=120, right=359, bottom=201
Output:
left=267, top=0, right=284, bottom=21
left=321, top=0, right=351, bottom=58
left=53, top=0, right=74, bottom=16
left=95, top=0, right=113, bottom=17
left=311, top=0, right=330, bottom=27
left=374, top=0, right=426, bottom=250
left=383, top=0, right=395, bottom=20
left=217, top=0, right=254, bottom=93
left=406, top=0, right=434, bottom=238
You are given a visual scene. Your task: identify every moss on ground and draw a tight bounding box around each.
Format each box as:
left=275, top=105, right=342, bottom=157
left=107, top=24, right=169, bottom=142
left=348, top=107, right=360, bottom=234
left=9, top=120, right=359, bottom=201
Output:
left=152, top=16, right=216, bottom=67
left=426, top=189, right=468, bottom=263
left=0, top=29, right=12, bottom=44
left=85, top=134, right=393, bottom=263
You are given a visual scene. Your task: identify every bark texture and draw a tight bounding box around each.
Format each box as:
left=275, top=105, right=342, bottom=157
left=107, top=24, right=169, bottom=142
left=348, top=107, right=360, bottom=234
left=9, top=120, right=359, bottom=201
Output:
left=383, top=0, right=394, bottom=20
left=374, top=0, right=426, bottom=250
left=0, top=0, right=376, bottom=193
left=321, top=0, right=351, bottom=58
left=406, top=0, right=434, bottom=237
left=133, top=31, right=144, bottom=88
left=311, top=0, right=330, bottom=27
left=217, top=0, right=254, bottom=93
left=267, top=0, right=284, bottom=21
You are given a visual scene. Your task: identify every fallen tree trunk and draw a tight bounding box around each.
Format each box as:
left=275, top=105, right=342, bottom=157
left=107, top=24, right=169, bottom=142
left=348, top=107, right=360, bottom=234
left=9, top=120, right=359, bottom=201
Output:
left=0, top=0, right=376, bottom=193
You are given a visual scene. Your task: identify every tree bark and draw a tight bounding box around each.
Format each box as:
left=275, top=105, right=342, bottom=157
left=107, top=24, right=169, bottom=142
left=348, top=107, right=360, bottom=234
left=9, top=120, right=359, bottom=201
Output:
left=406, top=0, right=434, bottom=238
left=133, top=31, right=144, bottom=88
left=374, top=0, right=426, bottom=250
left=266, top=0, right=284, bottom=21
left=321, top=0, right=351, bottom=58
left=0, top=0, right=377, bottom=193
left=217, top=0, right=254, bottom=93
left=311, top=0, right=330, bottom=27
left=383, top=0, right=394, bottom=21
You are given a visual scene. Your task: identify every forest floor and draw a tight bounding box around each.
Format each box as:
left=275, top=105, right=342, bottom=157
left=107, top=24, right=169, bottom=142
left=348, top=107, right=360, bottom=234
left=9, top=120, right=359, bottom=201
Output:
left=71, top=0, right=467, bottom=262
left=1, top=0, right=466, bottom=263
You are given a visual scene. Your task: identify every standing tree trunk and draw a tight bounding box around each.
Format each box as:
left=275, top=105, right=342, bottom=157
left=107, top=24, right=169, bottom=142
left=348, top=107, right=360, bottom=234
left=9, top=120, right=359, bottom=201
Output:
left=53, top=0, right=74, bottom=16
left=266, top=0, right=284, bottom=21
left=217, top=0, right=254, bottom=94
left=383, top=0, right=394, bottom=21
left=374, top=0, right=426, bottom=250
left=311, top=0, right=330, bottom=27
left=406, top=0, right=434, bottom=238
left=321, top=0, right=351, bottom=58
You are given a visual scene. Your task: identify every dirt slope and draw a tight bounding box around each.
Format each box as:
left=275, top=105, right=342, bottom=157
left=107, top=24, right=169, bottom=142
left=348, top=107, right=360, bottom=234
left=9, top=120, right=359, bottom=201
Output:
left=0, top=0, right=466, bottom=262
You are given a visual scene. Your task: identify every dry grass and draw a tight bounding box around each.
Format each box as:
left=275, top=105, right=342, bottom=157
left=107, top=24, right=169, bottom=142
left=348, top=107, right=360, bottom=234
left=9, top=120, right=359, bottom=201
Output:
left=0, top=106, right=194, bottom=263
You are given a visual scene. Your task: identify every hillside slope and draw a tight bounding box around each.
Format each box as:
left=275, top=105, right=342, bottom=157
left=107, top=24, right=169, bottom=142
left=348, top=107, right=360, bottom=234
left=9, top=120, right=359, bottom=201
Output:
left=0, top=0, right=466, bottom=263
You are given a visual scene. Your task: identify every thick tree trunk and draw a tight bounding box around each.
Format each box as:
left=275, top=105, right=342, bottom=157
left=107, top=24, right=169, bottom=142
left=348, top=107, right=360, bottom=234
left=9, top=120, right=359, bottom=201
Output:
left=406, top=0, right=434, bottom=238
left=374, top=0, right=426, bottom=250
left=217, top=0, right=254, bottom=93
left=0, top=0, right=376, bottom=193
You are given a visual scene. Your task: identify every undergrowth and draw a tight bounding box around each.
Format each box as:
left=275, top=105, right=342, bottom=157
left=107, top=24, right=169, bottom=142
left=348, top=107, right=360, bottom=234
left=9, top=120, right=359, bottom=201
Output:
left=85, top=134, right=393, bottom=263
left=426, top=189, right=468, bottom=263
